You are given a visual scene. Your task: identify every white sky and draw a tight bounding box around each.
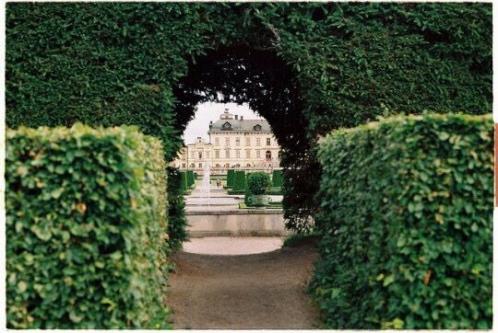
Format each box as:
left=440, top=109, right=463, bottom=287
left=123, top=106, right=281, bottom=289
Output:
left=182, top=102, right=262, bottom=144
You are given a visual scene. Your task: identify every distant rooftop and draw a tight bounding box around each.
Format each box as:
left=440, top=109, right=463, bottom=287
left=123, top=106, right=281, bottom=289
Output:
left=209, top=108, right=271, bottom=133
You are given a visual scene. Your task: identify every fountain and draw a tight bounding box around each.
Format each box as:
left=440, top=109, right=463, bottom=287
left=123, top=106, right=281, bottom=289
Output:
left=201, top=162, right=211, bottom=207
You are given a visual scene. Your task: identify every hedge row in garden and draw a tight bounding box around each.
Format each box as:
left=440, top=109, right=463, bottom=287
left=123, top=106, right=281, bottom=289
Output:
left=311, top=113, right=493, bottom=329
left=179, top=170, right=195, bottom=192
left=167, top=167, right=188, bottom=251
left=6, top=124, right=170, bottom=329
left=187, top=170, right=195, bottom=187
left=272, top=170, right=283, bottom=188
left=6, top=3, right=492, bottom=231
left=227, top=170, right=236, bottom=188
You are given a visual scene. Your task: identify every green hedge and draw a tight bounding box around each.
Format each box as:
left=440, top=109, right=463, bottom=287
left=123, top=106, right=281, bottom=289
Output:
left=187, top=170, right=195, bottom=188
left=6, top=124, right=170, bottom=329
left=226, top=170, right=236, bottom=188
left=233, top=171, right=247, bottom=192
left=6, top=3, right=491, bottom=232
left=272, top=170, right=284, bottom=188
left=311, top=113, right=493, bottom=329
left=247, top=172, right=270, bottom=196
left=179, top=171, right=188, bottom=193
left=167, top=167, right=188, bottom=251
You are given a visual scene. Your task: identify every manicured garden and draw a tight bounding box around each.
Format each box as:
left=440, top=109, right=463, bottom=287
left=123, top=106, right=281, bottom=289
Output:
left=7, top=125, right=171, bottom=328
left=5, top=2, right=491, bottom=330
left=222, top=170, right=284, bottom=208
left=311, top=113, right=493, bottom=329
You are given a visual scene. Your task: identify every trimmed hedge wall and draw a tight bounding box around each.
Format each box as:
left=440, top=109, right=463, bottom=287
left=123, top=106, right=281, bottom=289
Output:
left=187, top=170, right=195, bottom=188
left=226, top=170, right=235, bottom=188
left=6, top=3, right=492, bottom=231
left=166, top=167, right=188, bottom=251
left=179, top=171, right=188, bottom=193
left=234, top=171, right=247, bottom=192
left=6, top=124, right=170, bottom=329
left=312, top=113, right=493, bottom=329
left=272, top=170, right=284, bottom=188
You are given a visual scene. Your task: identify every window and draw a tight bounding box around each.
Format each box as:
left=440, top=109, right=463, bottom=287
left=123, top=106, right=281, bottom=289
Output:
left=253, top=124, right=262, bottom=131
left=215, top=137, right=219, bottom=146
left=245, top=137, right=250, bottom=146
left=215, top=150, right=220, bottom=159
left=222, top=122, right=232, bottom=130
left=225, top=149, right=230, bottom=158
left=266, top=151, right=272, bottom=161
left=182, top=163, right=186, bottom=168
left=198, top=152, right=202, bottom=159
left=256, top=138, right=261, bottom=146
left=246, top=150, right=251, bottom=158
left=191, top=151, right=195, bottom=159
left=236, top=149, right=240, bottom=158
left=199, top=163, right=202, bottom=168
left=266, top=138, right=271, bottom=146
left=190, top=163, right=195, bottom=168
left=206, top=151, right=210, bottom=159
left=225, top=137, right=230, bottom=147
left=236, top=137, right=240, bottom=146
left=256, top=150, right=260, bottom=158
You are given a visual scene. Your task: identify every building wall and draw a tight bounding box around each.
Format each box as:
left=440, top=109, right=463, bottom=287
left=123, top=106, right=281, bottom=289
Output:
left=172, top=131, right=282, bottom=174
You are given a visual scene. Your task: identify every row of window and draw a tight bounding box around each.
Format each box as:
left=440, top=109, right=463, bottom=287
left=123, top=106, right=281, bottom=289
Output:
left=215, top=149, right=272, bottom=160
left=189, top=149, right=275, bottom=160
left=181, top=162, right=273, bottom=169
left=214, top=136, right=272, bottom=147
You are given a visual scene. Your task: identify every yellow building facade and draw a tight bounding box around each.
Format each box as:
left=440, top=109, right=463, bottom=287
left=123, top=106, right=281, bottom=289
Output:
left=172, top=109, right=282, bottom=174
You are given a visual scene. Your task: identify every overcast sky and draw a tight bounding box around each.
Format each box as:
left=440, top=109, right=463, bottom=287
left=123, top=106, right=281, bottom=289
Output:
left=182, top=102, right=262, bottom=144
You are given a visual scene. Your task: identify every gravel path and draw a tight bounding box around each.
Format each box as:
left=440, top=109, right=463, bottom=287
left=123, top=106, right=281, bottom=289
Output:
left=166, top=242, right=320, bottom=329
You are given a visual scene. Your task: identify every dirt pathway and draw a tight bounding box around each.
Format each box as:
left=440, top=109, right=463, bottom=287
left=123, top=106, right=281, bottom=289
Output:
left=166, top=242, right=321, bottom=329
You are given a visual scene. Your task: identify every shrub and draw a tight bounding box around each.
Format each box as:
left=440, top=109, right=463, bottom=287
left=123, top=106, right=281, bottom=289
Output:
left=179, top=171, right=188, bottom=193
left=311, top=113, right=493, bottom=329
left=187, top=170, right=195, bottom=188
left=247, top=172, right=271, bottom=195
left=233, top=171, right=247, bottom=192
left=166, top=167, right=188, bottom=251
left=272, top=170, right=284, bottom=188
left=6, top=2, right=491, bottom=233
left=6, top=124, right=170, bottom=329
left=226, top=170, right=236, bottom=188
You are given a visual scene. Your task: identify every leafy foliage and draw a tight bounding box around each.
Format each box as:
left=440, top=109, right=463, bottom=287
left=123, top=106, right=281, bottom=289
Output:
left=186, top=170, right=195, bottom=188
left=5, top=2, right=492, bottom=231
left=247, top=172, right=271, bottom=195
left=226, top=169, right=236, bottom=188
left=311, top=114, right=493, bottom=329
left=272, top=170, right=284, bottom=188
left=179, top=171, right=189, bottom=193
left=6, top=124, right=170, bottom=328
left=234, top=171, right=247, bottom=192
left=166, top=167, right=188, bottom=251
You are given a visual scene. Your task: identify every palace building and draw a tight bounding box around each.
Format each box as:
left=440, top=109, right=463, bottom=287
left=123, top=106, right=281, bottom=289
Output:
left=172, top=109, right=282, bottom=174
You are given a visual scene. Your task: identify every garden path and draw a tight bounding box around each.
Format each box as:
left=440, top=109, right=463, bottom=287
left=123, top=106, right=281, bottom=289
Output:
left=166, top=242, right=320, bottom=329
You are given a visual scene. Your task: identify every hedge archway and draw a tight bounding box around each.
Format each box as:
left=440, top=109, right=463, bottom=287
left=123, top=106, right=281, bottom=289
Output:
left=172, top=45, right=319, bottom=230
left=6, top=2, right=492, bottom=230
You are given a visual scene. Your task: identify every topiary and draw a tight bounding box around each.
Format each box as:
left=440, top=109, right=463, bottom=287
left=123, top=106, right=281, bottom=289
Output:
left=247, top=172, right=271, bottom=196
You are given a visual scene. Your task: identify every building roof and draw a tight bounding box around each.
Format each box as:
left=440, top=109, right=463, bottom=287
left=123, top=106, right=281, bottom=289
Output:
left=209, top=118, right=272, bottom=134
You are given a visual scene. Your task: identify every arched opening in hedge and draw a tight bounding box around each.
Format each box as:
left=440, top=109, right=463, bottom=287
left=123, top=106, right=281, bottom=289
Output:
left=172, top=45, right=319, bottom=231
